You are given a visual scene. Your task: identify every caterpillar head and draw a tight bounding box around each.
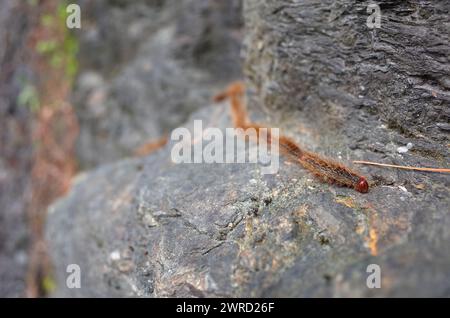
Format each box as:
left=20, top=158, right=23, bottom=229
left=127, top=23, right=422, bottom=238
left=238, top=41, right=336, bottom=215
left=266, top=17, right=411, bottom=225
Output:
left=355, top=177, right=369, bottom=193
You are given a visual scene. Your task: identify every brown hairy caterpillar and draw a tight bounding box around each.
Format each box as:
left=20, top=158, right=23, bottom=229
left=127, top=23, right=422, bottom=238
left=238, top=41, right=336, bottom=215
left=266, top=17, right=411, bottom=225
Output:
left=214, top=82, right=369, bottom=193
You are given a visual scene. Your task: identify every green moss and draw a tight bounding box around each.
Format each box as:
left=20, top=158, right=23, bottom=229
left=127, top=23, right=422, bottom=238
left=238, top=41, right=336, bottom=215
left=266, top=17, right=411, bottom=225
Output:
left=41, top=14, right=55, bottom=27
left=17, top=83, right=40, bottom=112
left=42, top=275, right=56, bottom=295
left=36, top=40, right=58, bottom=55
left=62, top=34, right=79, bottom=79
left=35, top=1, right=79, bottom=84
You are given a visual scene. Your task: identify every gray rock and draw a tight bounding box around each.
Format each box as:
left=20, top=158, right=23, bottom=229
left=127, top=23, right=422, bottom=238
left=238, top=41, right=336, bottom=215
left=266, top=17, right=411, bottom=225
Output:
left=244, top=0, right=449, bottom=146
left=47, top=0, right=450, bottom=297
left=48, top=105, right=450, bottom=297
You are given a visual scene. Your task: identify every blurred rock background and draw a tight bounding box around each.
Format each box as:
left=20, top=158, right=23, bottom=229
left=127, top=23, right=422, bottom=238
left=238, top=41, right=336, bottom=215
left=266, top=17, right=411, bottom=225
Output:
left=73, top=0, right=243, bottom=168
left=0, top=0, right=36, bottom=297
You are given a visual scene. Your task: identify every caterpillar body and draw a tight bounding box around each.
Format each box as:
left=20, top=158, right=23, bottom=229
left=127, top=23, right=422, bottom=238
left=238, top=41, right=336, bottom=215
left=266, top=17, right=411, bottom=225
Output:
left=214, top=82, right=369, bottom=193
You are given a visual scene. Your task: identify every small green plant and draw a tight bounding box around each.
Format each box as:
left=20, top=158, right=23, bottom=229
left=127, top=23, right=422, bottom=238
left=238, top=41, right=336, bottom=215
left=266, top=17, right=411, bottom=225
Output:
left=36, top=39, right=58, bottom=55
left=17, top=83, right=40, bottom=112
left=42, top=275, right=56, bottom=295
left=35, top=1, right=79, bottom=82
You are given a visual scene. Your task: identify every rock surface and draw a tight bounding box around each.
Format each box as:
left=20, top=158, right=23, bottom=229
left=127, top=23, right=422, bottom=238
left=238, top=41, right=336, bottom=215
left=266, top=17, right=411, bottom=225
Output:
left=48, top=106, right=450, bottom=297
left=47, top=0, right=450, bottom=297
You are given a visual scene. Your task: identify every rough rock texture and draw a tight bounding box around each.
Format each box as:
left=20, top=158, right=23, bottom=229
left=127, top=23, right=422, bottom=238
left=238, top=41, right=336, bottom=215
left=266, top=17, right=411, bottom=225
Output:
left=73, top=0, right=243, bottom=169
left=48, top=104, right=450, bottom=297
left=0, top=1, right=35, bottom=297
left=47, top=0, right=450, bottom=297
left=244, top=0, right=449, bottom=142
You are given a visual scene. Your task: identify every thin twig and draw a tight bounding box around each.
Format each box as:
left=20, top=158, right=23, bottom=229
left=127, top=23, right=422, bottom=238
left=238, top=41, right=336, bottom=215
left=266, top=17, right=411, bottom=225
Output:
left=353, top=161, right=450, bottom=173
